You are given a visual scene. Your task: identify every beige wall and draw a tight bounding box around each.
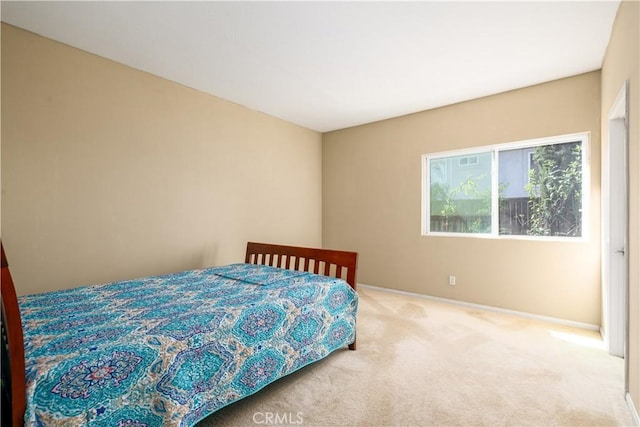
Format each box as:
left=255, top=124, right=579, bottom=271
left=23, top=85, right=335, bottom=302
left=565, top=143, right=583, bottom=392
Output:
left=601, top=0, right=640, bottom=416
left=324, top=71, right=602, bottom=325
left=1, top=24, right=322, bottom=295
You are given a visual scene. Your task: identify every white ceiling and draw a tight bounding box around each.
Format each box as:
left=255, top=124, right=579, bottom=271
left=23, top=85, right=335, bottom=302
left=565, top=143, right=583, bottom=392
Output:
left=1, top=1, right=620, bottom=132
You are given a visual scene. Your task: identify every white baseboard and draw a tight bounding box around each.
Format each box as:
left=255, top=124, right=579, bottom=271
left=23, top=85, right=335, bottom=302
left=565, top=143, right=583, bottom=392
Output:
left=358, top=283, right=600, bottom=332
left=627, top=393, right=640, bottom=426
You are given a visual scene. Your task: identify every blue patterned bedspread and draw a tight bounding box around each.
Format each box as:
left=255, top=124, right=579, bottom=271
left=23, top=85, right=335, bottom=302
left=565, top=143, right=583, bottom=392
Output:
left=18, top=263, right=358, bottom=426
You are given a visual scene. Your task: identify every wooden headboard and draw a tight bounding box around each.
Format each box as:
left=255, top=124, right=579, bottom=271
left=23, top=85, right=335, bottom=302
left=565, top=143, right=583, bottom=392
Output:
left=245, top=242, right=358, bottom=291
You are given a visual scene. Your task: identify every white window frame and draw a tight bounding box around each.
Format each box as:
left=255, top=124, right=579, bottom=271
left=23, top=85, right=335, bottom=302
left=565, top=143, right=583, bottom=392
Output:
left=421, top=132, right=590, bottom=242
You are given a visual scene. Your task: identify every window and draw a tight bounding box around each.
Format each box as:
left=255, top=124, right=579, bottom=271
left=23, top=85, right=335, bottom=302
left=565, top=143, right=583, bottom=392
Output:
left=458, top=155, right=479, bottom=167
left=422, top=133, right=589, bottom=239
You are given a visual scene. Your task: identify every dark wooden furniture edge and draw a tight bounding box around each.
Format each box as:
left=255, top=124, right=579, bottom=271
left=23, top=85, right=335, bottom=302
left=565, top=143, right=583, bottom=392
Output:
left=1, top=240, right=26, bottom=427
left=245, top=241, right=358, bottom=350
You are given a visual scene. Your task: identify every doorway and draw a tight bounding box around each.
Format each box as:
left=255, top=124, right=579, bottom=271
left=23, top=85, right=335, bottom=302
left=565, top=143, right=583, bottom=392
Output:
left=602, top=81, right=628, bottom=373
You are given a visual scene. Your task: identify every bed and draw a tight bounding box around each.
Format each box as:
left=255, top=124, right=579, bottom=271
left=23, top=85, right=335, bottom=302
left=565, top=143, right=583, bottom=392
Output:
left=1, top=241, right=358, bottom=426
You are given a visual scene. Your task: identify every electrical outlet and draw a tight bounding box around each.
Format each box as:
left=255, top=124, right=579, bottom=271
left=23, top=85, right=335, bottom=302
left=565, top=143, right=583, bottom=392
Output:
left=449, top=275, right=456, bottom=286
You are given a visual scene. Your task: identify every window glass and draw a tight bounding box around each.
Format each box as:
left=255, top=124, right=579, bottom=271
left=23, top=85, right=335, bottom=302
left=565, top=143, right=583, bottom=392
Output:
left=498, top=141, right=582, bottom=237
left=429, top=152, right=492, bottom=234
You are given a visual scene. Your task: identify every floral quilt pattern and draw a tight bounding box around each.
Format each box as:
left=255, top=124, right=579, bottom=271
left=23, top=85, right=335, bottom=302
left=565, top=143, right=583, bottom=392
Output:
left=19, top=263, right=358, bottom=426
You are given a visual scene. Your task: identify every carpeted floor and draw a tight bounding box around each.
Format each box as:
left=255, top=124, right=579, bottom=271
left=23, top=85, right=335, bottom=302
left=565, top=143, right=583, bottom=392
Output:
left=198, top=286, right=634, bottom=426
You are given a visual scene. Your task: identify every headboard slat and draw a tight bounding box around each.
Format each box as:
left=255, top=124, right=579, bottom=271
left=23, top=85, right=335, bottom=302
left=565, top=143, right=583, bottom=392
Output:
left=245, top=242, right=358, bottom=291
